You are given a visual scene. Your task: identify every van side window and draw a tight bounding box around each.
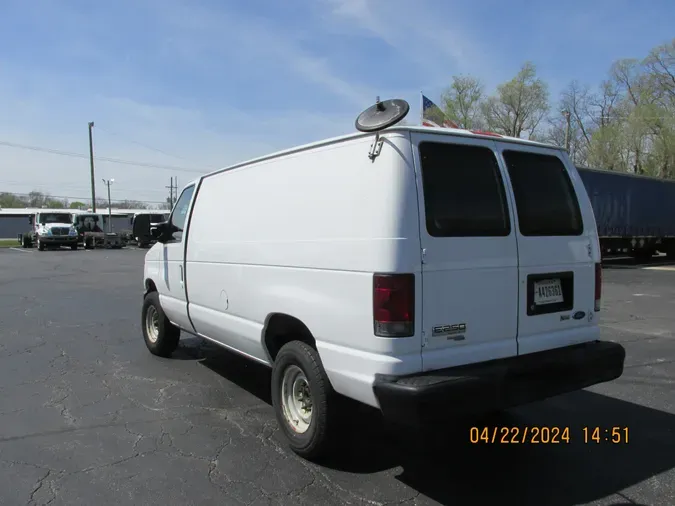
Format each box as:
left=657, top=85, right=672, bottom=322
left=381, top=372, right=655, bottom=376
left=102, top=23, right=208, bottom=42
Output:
left=419, top=142, right=511, bottom=237
left=169, top=185, right=195, bottom=241
left=502, top=150, right=583, bottom=236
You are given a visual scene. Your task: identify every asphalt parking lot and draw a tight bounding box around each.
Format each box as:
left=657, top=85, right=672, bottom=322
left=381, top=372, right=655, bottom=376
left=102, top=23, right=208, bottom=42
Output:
left=1, top=247, right=674, bottom=506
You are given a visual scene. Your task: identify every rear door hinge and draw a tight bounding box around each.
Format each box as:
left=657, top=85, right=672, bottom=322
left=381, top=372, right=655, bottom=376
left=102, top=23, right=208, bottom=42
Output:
left=421, top=330, right=428, bottom=347
left=421, top=248, right=427, bottom=264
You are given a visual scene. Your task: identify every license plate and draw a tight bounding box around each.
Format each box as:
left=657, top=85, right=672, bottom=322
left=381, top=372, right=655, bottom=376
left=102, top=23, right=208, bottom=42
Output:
left=534, top=279, right=563, bottom=305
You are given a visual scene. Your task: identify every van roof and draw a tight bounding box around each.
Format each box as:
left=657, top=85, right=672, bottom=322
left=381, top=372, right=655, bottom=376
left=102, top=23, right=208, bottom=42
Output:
left=203, top=125, right=563, bottom=179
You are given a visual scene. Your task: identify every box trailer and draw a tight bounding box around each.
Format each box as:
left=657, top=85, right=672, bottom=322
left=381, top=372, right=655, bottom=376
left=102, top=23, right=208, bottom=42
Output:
left=577, top=167, right=675, bottom=259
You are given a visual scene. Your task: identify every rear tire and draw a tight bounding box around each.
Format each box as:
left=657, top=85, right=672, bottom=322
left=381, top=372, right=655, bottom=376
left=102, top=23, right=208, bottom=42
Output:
left=271, top=341, right=337, bottom=461
left=70, top=243, right=78, bottom=250
left=141, top=291, right=180, bottom=357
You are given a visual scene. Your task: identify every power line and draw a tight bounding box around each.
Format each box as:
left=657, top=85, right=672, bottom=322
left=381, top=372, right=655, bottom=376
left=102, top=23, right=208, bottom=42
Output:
left=6, top=191, right=166, bottom=204
left=0, top=179, right=168, bottom=194
left=95, top=126, right=196, bottom=164
left=0, top=139, right=212, bottom=173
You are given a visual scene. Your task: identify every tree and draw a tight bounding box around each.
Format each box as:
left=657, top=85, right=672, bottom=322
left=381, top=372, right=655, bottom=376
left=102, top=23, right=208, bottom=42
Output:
left=481, top=62, right=550, bottom=138
left=0, top=192, right=28, bottom=208
left=28, top=191, right=47, bottom=207
left=545, top=80, right=595, bottom=164
left=70, top=201, right=87, bottom=209
left=441, top=75, right=485, bottom=129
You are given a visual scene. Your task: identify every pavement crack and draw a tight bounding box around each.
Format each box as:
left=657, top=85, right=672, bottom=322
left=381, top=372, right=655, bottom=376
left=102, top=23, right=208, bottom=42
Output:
left=124, top=423, right=146, bottom=452
left=75, top=451, right=156, bottom=475
left=27, top=469, right=51, bottom=506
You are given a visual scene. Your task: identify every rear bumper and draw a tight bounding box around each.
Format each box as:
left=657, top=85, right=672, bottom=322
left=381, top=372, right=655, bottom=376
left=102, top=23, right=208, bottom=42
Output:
left=372, top=340, right=626, bottom=426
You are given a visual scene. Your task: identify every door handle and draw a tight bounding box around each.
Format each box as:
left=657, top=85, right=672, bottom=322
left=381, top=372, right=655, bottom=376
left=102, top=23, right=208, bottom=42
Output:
left=179, top=265, right=184, bottom=282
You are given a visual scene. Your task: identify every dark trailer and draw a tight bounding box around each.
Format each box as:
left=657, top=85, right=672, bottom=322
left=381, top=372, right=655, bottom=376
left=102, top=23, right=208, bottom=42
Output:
left=577, top=166, right=675, bottom=259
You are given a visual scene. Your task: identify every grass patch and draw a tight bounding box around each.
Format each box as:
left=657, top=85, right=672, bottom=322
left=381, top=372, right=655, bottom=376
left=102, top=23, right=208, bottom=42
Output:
left=0, top=238, right=19, bottom=248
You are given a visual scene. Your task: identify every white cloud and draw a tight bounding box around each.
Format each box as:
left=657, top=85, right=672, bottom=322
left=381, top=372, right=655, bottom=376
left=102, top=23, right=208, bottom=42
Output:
left=319, top=0, right=488, bottom=78
left=146, top=0, right=374, bottom=107
left=0, top=1, right=374, bottom=203
left=0, top=76, right=357, bottom=203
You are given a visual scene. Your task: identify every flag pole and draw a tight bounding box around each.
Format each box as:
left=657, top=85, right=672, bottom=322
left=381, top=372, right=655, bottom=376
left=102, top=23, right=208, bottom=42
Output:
left=420, top=91, right=424, bottom=125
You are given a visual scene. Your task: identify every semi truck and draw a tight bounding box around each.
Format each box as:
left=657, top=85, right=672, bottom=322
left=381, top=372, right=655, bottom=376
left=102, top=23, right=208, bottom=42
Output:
left=18, top=210, right=79, bottom=250
left=17, top=210, right=122, bottom=250
left=577, top=166, right=675, bottom=260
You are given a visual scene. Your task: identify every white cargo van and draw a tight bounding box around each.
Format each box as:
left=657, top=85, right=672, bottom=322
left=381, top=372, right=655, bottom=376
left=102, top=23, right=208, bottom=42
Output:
left=141, top=98, right=625, bottom=460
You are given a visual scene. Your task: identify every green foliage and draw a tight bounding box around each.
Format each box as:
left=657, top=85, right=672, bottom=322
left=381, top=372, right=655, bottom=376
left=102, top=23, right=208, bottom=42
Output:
left=438, top=38, right=675, bottom=179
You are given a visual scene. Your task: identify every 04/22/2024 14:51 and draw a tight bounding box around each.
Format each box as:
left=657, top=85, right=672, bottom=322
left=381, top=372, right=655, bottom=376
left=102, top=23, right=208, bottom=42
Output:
left=469, top=426, right=630, bottom=445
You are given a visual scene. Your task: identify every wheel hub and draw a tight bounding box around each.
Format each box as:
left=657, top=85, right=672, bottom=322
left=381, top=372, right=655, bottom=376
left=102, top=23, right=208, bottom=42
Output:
left=280, top=365, right=312, bottom=433
left=145, top=306, right=160, bottom=343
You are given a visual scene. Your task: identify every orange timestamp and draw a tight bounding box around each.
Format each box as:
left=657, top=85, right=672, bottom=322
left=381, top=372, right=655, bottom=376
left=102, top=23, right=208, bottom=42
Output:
left=469, top=426, right=630, bottom=444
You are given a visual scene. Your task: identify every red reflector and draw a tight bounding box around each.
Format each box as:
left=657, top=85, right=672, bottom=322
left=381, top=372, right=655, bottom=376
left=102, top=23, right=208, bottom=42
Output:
left=594, top=263, right=602, bottom=312
left=470, top=129, right=502, bottom=137
left=373, top=273, right=415, bottom=337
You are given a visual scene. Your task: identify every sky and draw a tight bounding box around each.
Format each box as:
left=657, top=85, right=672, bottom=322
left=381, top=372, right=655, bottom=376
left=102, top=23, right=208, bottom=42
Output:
left=1, top=0, right=673, bottom=205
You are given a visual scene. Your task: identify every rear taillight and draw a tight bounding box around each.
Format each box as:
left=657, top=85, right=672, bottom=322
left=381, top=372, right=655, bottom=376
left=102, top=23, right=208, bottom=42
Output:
left=594, top=263, right=602, bottom=312
left=373, top=273, right=415, bottom=337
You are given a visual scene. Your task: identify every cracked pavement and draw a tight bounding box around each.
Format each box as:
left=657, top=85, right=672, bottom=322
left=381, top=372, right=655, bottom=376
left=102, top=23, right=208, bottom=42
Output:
left=1, top=248, right=674, bottom=506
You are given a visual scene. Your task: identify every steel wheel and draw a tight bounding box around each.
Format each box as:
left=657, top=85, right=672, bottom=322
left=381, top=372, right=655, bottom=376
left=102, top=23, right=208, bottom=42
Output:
left=145, top=305, right=160, bottom=344
left=281, top=365, right=313, bottom=434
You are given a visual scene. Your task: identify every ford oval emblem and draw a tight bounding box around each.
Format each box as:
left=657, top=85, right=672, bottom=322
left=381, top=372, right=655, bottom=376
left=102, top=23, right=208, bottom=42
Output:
left=573, top=311, right=586, bottom=320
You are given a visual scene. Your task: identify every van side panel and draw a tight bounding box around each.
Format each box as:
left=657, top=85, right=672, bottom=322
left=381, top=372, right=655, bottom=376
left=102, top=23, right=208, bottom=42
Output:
left=185, top=133, right=422, bottom=408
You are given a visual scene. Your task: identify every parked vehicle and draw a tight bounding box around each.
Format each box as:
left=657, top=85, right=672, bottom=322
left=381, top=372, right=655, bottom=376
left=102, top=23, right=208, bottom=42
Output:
left=577, top=166, right=675, bottom=260
left=140, top=98, right=626, bottom=460
left=71, top=212, right=123, bottom=249
left=131, top=212, right=170, bottom=248
left=18, top=211, right=79, bottom=250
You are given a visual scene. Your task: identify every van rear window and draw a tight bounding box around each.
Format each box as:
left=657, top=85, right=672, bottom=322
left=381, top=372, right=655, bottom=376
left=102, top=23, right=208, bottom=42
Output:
left=419, top=142, right=511, bottom=237
left=502, top=150, right=583, bottom=236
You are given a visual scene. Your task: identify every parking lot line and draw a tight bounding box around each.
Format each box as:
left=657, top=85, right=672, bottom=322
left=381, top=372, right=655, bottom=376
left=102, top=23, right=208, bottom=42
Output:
left=9, top=247, right=33, bottom=253
left=643, top=266, right=675, bottom=271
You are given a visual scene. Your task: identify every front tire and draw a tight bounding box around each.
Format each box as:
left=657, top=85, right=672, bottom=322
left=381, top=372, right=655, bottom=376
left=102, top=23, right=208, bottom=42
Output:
left=37, top=238, right=45, bottom=251
left=141, top=291, right=180, bottom=357
left=271, top=341, right=336, bottom=461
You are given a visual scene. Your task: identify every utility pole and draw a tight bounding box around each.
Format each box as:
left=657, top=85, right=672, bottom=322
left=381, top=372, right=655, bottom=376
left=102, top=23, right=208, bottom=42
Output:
left=562, top=110, right=571, bottom=153
left=88, top=122, right=96, bottom=212
left=166, top=177, right=177, bottom=208
left=102, top=178, right=114, bottom=233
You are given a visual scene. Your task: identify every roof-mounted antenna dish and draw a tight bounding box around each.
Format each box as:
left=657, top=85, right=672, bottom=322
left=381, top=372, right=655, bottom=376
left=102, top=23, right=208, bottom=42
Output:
left=355, top=97, right=410, bottom=133
left=356, top=97, right=410, bottom=161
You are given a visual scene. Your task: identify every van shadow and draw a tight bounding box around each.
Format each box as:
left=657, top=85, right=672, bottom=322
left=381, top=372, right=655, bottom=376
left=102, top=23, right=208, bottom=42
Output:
left=186, top=337, right=672, bottom=506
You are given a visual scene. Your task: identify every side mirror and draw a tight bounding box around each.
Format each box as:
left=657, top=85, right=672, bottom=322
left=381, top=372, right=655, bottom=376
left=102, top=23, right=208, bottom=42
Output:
left=150, top=221, right=171, bottom=242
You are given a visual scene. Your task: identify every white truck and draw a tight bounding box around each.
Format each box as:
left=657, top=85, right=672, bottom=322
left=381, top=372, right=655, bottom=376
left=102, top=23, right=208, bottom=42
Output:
left=19, top=210, right=79, bottom=250
left=139, top=98, right=626, bottom=460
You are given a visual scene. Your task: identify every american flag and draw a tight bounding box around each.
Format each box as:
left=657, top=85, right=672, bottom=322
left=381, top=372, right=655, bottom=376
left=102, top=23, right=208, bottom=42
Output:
left=421, top=94, right=459, bottom=128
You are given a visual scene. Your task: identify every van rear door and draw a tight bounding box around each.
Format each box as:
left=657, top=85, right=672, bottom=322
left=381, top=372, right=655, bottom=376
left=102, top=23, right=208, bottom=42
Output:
left=411, top=133, right=519, bottom=372
left=496, top=144, right=600, bottom=355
